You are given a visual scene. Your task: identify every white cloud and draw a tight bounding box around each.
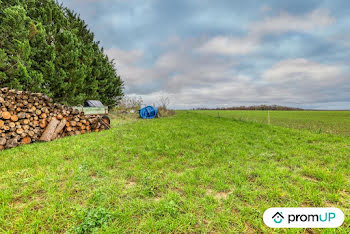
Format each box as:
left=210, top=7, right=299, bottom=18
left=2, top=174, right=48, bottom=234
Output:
left=105, top=48, right=159, bottom=90
left=106, top=38, right=237, bottom=94
left=250, top=9, right=335, bottom=37
left=58, top=0, right=348, bottom=109
left=105, top=48, right=143, bottom=65
left=262, top=58, right=342, bottom=86
left=106, top=41, right=348, bottom=109
left=198, top=36, right=258, bottom=56
left=198, top=9, right=335, bottom=56
left=261, top=5, right=272, bottom=13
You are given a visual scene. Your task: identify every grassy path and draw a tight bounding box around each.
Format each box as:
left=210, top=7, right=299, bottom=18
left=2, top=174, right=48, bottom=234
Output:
left=0, top=112, right=349, bottom=232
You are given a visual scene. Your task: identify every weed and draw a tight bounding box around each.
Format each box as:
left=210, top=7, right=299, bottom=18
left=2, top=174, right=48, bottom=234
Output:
left=70, top=208, right=112, bottom=233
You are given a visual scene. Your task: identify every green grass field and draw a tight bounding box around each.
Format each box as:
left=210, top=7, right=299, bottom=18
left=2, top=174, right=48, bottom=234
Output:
left=195, top=110, right=350, bottom=136
left=0, top=112, right=349, bottom=233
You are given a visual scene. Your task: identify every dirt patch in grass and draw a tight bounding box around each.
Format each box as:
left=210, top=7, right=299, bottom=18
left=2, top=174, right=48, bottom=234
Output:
left=11, top=197, right=26, bottom=209
left=125, top=181, right=137, bottom=188
left=244, top=223, right=258, bottom=234
left=301, top=174, right=319, bottom=183
left=172, top=187, right=185, bottom=196
left=206, top=189, right=231, bottom=200
left=11, top=193, right=46, bottom=211
left=89, top=171, right=98, bottom=179
left=323, top=200, right=339, bottom=207
left=340, top=190, right=350, bottom=208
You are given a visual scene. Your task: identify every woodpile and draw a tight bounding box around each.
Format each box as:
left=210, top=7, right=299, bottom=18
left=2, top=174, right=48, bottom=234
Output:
left=0, top=88, right=109, bottom=150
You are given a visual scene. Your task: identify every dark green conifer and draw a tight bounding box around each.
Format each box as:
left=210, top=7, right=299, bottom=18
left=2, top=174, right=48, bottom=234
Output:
left=0, top=0, right=124, bottom=106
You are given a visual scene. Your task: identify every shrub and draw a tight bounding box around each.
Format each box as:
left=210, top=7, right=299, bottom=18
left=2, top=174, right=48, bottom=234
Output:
left=157, top=96, right=175, bottom=117
left=117, top=96, right=143, bottom=110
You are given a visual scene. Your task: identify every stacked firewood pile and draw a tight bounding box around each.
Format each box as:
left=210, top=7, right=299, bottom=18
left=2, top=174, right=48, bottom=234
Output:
left=0, top=88, right=109, bottom=150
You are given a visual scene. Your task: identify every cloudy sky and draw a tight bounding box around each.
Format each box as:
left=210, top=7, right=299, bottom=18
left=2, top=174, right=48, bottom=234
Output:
left=59, top=0, right=350, bottom=109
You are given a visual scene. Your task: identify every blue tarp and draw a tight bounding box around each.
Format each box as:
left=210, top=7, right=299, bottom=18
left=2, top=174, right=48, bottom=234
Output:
left=139, top=106, right=158, bottom=119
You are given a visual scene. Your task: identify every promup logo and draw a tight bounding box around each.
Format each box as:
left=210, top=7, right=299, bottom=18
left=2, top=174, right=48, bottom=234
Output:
left=272, top=212, right=284, bottom=223
left=263, top=208, right=344, bottom=228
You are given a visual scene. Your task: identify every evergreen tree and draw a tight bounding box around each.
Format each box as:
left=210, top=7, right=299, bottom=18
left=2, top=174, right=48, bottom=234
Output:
left=0, top=0, right=124, bottom=106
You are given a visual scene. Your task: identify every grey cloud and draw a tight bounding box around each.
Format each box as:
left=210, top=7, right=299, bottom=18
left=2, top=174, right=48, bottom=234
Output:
left=107, top=36, right=349, bottom=109
left=199, top=8, right=335, bottom=56
left=59, top=0, right=350, bottom=109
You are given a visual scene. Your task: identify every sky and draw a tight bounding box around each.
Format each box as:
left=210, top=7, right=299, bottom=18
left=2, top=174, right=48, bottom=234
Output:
left=59, top=0, right=350, bottom=109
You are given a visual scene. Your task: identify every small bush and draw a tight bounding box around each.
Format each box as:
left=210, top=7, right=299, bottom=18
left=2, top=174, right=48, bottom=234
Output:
left=157, top=107, right=176, bottom=118
left=117, top=96, right=143, bottom=111
left=157, top=96, right=175, bottom=118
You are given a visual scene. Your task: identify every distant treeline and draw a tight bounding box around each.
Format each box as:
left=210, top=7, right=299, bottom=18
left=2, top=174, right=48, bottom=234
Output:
left=195, top=105, right=304, bottom=111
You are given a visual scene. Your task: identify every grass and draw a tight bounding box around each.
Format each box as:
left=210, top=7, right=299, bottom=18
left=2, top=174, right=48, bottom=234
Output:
left=195, top=110, right=350, bottom=136
left=0, top=111, right=349, bottom=233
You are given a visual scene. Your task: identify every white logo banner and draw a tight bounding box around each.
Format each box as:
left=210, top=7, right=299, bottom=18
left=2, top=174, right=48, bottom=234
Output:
left=263, top=207, right=344, bottom=228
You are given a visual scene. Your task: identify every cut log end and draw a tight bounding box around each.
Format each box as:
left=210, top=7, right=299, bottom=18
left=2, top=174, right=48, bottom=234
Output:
left=21, top=137, right=31, bottom=145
